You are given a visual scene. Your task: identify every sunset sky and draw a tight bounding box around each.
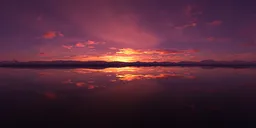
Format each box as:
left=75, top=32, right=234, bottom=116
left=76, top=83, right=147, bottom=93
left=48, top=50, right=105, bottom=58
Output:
left=1, top=0, right=256, bottom=62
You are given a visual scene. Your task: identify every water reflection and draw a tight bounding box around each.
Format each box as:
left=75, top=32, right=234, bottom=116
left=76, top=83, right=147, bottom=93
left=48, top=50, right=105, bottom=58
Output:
left=72, top=67, right=196, bottom=82
left=44, top=92, right=57, bottom=100
left=76, top=82, right=86, bottom=87
left=1, top=67, right=256, bottom=126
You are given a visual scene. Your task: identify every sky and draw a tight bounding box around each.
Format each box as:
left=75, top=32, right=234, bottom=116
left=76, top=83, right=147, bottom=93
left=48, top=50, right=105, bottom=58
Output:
left=1, top=0, right=256, bottom=62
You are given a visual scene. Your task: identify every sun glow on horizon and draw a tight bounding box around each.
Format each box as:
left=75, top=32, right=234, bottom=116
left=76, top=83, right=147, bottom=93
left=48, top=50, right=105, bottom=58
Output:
left=67, top=47, right=199, bottom=62
left=103, top=55, right=137, bottom=62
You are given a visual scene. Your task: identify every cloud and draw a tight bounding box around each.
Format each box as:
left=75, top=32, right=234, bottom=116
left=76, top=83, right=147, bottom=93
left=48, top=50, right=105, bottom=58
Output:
left=75, top=42, right=85, bottom=47
left=171, top=5, right=200, bottom=31
left=88, top=85, right=95, bottom=89
left=116, top=48, right=199, bottom=55
left=60, top=47, right=199, bottom=62
left=62, top=45, right=73, bottom=50
left=42, top=31, right=56, bottom=39
left=86, top=40, right=105, bottom=45
left=73, top=40, right=105, bottom=48
left=87, top=40, right=96, bottom=45
left=61, top=40, right=104, bottom=50
left=109, top=47, right=117, bottom=50
left=207, top=20, right=222, bottom=26
left=174, top=23, right=197, bottom=30
left=42, top=31, right=64, bottom=39
left=58, top=32, right=64, bottom=37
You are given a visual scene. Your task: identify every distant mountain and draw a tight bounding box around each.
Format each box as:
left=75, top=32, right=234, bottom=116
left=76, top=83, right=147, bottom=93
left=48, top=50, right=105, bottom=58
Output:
left=0, top=60, right=256, bottom=68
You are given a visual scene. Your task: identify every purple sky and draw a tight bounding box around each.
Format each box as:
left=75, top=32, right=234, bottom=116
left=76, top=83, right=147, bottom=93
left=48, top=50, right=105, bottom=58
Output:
left=1, top=0, right=256, bottom=62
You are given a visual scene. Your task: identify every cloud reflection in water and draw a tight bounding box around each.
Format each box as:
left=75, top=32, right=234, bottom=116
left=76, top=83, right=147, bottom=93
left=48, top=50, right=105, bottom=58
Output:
left=72, top=67, right=196, bottom=82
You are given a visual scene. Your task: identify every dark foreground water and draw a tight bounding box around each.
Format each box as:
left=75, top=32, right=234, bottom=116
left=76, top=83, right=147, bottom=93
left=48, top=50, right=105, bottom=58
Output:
left=0, top=67, right=256, bottom=127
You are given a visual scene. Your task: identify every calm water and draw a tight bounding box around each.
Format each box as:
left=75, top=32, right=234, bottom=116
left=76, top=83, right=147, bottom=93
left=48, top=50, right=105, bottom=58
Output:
left=1, top=67, right=256, bottom=127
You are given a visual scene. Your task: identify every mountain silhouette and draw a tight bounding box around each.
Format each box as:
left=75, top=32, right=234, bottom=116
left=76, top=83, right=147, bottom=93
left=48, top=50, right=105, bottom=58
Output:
left=0, top=60, right=256, bottom=68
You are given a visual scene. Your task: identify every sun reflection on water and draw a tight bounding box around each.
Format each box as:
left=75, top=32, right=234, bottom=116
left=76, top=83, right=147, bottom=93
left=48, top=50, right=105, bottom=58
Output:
left=71, top=67, right=196, bottom=82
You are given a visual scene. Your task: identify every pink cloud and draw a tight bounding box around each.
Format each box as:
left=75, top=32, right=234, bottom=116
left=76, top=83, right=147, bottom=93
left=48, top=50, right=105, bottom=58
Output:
left=73, top=40, right=105, bottom=48
left=88, top=85, right=95, bottom=89
left=42, top=31, right=64, bottom=39
left=86, top=40, right=106, bottom=45
left=116, top=48, right=199, bottom=55
left=207, top=20, right=222, bottom=26
left=59, top=47, right=198, bottom=62
left=75, top=42, right=85, bottom=47
left=174, top=23, right=197, bottom=30
left=42, top=31, right=57, bottom=39
left=62, top=45, right=73, bottom=50
left=58, top=32, right=64, bottom=37
left=87, top=40, right=96, bottom=45
left=109, top=47, right=117, bottom=50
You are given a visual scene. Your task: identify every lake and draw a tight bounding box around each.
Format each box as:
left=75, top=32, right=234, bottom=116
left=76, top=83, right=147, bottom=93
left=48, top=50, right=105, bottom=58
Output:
left=0, top=67, right=256, bottom=127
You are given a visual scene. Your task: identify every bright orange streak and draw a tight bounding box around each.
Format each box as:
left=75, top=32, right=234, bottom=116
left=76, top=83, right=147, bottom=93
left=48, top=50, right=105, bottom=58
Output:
left=72, top=67, right=196, bottom=81
left=103, top=55, right=136, bottom=62
left=116, top=73, right=195, bottom=81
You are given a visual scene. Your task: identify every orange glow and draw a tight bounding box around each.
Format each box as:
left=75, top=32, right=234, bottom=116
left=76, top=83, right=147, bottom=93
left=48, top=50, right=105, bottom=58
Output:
left=116, top=74, right=169, bottom=81
left=68, top=48, right=198, bottom=62
left=75, top=42, right=85, bottom=47
left=73, top=55, right=137, bottom=62
left=71, top=67, right=196, bottom=81
left=103, top=55, right=136, bottom=62
left=103, top=67, right=138, bottom=72
left=73, top=67, right=138, bottom=74
left=116, top=48, right=143, bottom=55
left=116, top=73, right=194, bottom=81
left=43, top=31, right=57, bottom=39
left=87, top=40, right=96, bottom=45
left=43, top=31, right=63, bottom=39
left=73, top=69, right=93, bottom=74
